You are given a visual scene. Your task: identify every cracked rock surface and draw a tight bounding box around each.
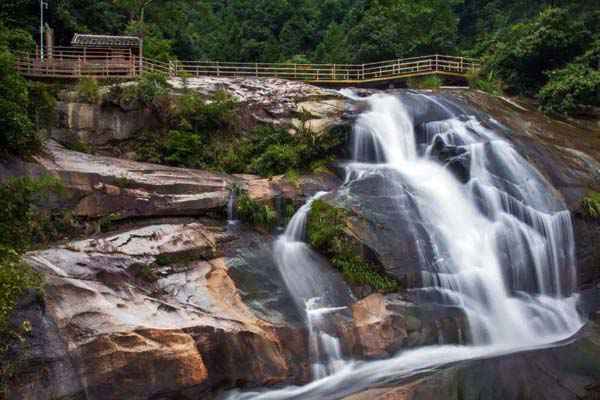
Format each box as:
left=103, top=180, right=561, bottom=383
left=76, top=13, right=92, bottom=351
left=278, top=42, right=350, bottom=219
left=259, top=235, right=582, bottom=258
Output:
left=10, top=222, right=309, bottom=400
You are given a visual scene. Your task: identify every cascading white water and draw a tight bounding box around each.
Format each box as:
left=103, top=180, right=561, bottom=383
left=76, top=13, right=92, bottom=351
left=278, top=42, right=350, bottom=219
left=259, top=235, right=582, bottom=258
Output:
left=273, top=192, right=350, bottom=379
left=350, top=93, right=581, bottom=345
left=226, top=92, right=584, bottom=400
left=227, top=191, right=238, bottom=225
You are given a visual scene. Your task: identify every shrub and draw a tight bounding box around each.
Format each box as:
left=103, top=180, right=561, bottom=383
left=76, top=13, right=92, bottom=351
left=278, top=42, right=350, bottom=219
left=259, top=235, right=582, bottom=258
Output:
left=0, top=176, right=65, bottom=252
left=136, top=71, right=170, bottom=105
left=466, top=70, right=502, bottom=95
left=27, top=82, right=57, bottom=131
left=175, top=90, right=238, bottom=132
left=75, top=77, right=100, bottom=104
left=581, top=192, right=600, bottom=219
left=538, top=41, right=600, bottom=115
left=252, top=144, right=300, bottom=177
left=486, top=7, right=590, bottom=95
left=307, top=200, right=400, bottom=293
left=163, top=130, right=205, bottom=168
left=0, top=50, right=40, bottom=158
left=407, top=75, right=443, bottom=90
left=0, top=247, right=41, bottom=333
left=236, top=192, right=277, bottom=231
left=539, top=63, right=600, bottom=115
left=115, top=72, right=170, bottom=107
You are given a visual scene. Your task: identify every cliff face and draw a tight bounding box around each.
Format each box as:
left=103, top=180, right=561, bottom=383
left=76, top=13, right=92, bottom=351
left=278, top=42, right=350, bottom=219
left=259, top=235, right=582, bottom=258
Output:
left=3, top=83, right=600, bottom=399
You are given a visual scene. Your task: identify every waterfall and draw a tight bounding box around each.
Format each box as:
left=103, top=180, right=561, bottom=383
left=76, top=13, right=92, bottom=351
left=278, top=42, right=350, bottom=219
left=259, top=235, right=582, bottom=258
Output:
left=350, top=93, right=581, bottom=345
left=227, top=190, right=239, bottom=226
left=273, top=192, right=351, bottom=379
left=226, top=92, right=583, bottom=400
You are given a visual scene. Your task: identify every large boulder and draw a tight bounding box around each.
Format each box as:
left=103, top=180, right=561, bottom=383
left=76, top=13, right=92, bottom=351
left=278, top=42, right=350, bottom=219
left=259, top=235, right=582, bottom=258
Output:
left=6, top=222, right=309, bottom=400
left=336, top=294, right=466, bottom=360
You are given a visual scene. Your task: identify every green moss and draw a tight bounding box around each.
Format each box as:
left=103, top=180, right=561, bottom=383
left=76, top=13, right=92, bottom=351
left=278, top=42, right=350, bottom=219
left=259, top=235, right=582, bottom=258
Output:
left=64, top=138, right=93, bottom=154
left=236, top=192, right=277, bottom=232
left=0, top=247, right=42, bottom=394
left=407, top=75, right=443, bottom=90
left=582, top=191, right=600, bottom=219
left=307, top=200, right=400, bottom=293
left=75, top=77, right=100, bottom=104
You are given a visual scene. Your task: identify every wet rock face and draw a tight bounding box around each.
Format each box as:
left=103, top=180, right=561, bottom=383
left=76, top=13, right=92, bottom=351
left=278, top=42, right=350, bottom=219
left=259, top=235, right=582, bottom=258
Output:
left=7, top=222, right=310, bottom=400
left=337, top=294, right=467, bottom=359
left=343, top=315, right=600, bottom=400
left=326, top=171, right=432, bottom=287
left=446, top=91, right=600, bottom=288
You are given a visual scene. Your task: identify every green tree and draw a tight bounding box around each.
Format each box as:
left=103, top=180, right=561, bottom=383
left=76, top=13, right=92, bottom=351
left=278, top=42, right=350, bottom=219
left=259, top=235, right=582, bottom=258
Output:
left=486, top=7, right=591, bottom=95
left=0, top=27, right=40, bottom=158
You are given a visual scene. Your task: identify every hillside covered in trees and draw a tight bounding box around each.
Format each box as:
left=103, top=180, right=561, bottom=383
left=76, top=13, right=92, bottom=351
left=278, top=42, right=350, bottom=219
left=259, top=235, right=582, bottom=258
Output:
left=1, top=0, right=599, bottom=114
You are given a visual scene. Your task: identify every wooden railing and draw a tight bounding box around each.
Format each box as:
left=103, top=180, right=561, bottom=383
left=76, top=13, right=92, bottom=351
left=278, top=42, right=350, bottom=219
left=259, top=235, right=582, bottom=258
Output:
left=15, top=49, right=480, bottom=83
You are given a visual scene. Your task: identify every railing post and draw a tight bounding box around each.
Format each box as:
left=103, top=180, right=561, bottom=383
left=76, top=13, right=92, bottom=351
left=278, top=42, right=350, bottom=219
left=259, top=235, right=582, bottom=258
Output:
left=216, top=62, right=220, bottom=77
left=435, top=54, right=439, bottom=72
left=333, top=64, right=336, bottom=80
left=255, top=62, right=258, bottom=77
left=362, top=64, right=365, bottom=80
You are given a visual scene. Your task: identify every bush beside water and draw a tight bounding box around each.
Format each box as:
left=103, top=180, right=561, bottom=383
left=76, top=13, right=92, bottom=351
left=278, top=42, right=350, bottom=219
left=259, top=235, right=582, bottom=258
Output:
left=307, top=200, right=400, bottom=293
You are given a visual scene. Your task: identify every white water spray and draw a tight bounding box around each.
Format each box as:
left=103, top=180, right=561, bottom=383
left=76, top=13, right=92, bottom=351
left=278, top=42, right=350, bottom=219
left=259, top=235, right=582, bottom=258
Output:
left=227, top=92, right=583, bottom=400
left=273, top=192, right=350, bottom=378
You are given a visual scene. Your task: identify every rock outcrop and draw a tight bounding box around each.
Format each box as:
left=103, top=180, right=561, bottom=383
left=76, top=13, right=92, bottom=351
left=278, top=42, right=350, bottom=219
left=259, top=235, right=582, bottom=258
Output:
left=337, top=294, right=466, bottom=359
left=343, top=313, right=600, bottom=400
left=0, top=141, right=321, bottom=221
left=53, top=77, right=344, bottom=155
left=7, top=222, right=309, bottom=400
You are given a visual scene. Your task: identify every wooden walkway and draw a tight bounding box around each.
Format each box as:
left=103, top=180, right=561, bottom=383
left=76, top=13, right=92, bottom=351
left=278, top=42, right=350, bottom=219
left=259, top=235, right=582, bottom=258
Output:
left=15, top=48, right=480, bottom=84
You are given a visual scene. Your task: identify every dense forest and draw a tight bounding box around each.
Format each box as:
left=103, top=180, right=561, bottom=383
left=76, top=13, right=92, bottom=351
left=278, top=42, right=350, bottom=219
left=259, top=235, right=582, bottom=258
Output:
left=0, top=0, right=598, bottom=119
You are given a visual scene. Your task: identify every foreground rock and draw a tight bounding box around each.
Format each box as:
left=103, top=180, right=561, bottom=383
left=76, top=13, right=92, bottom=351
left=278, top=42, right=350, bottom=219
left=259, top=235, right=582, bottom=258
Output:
left=344, top=313, right=600, bottom=400
left=7, top=222, right=310, bottom=400
left=343, top=294, right=466, bottom=359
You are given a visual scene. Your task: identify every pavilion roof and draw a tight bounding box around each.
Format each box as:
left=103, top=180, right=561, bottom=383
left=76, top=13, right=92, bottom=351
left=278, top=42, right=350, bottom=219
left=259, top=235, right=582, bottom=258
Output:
left=71, top=34, right=140, bottom=48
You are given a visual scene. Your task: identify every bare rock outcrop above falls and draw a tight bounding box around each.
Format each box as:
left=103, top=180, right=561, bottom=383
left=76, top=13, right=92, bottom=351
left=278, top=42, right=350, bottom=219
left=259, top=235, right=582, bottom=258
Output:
left=52, top=77, right=345, bottom=154
left=8, top=222, right=310, bottom=400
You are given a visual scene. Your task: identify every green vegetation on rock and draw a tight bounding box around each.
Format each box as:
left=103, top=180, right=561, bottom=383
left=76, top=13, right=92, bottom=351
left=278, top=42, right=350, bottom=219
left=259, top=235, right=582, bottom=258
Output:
left=133, top=90, right=345, bottom=177
left=582, top=191, right=600, bottom=219
left=75, top=77, right=101, bottom=104
left=307, top=199, right=400, bottom=293
left=407, top=75, right=443, bottom=90
left=236, top=192, right=278, bottom=232
left=0, top=176, right=67, bottom=252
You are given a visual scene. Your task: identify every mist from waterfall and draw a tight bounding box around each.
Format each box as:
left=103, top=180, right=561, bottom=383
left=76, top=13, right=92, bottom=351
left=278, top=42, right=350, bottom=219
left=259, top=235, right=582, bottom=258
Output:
left=225, top=91, right=584, bottom=400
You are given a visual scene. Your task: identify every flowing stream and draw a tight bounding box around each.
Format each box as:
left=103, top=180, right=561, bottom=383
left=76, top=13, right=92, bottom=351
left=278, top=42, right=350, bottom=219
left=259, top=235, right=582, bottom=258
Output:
left=226, top=91, right=584, bottom=400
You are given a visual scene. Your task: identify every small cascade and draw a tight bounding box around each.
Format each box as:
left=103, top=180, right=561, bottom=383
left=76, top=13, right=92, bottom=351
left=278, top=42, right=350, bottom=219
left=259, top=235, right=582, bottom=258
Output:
left=306, top=298, right=346, bottom=379
left=227, top=190, right=239, bottom=226
left=273, top=192, right=352, bottom=379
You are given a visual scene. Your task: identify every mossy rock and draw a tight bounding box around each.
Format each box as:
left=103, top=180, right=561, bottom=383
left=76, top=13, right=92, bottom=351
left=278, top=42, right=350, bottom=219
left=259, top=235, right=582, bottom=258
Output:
left=307, top=199, right=400, bottom=294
